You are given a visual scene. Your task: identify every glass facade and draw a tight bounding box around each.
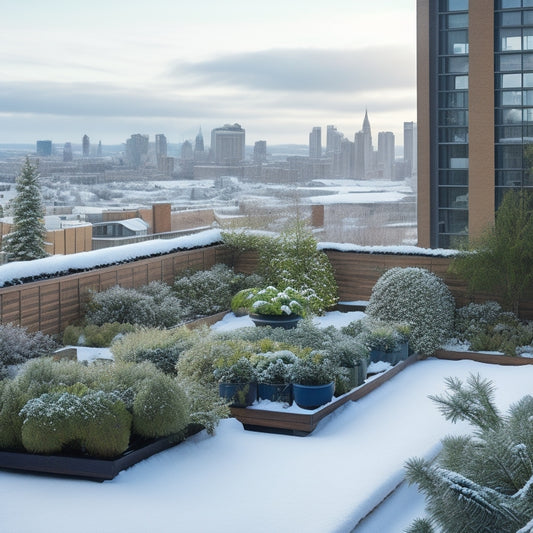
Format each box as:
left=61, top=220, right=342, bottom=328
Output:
left=495, top=0, right=533, bottom=207
left=436, top=0, right=469, bottom=248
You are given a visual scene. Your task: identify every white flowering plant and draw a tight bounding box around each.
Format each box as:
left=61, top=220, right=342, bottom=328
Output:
left=231, top=286, right=313, bottom=317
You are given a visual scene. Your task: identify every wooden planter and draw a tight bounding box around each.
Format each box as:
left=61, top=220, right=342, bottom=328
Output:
left=0, top=424, right=203, bottom=482
left=231, top=354, right=419, bottom=436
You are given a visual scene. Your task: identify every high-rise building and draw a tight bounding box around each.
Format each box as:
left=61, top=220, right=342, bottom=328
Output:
left=254, top=140, right=267, bottom=163
left=326, top=125, right=343, bottom=155
left=309, top=127, right=322, bottom=159
left=96, top=141, right=102, bottom=157
left=155, top=134, right=168, bottom=170
left=418, top=0, right=533, bottom=248
left=181, top=140, right=193, bottom=160
left=36, top=140, right=52, bottom=156
left=125, top=133, right=149, bottom=168
left=82, top=135, right=90, bottom=157
left=63, top=142, right=73, bottom=162
left=353, top=111, right=375, bottom=178
left=403, top=121, right=417, bottom=177
left=210, top=123, right=245, bottom=165
left=194, top=128, right=206, bottom=162
left=378, top=131, right=395, bottom=179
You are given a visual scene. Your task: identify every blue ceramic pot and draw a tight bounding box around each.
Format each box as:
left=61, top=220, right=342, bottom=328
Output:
left=218, top=382, right=257, bottom=407
left=293, top=382, right=334, bottom=410
left=249, top=313, right=302, bottom=330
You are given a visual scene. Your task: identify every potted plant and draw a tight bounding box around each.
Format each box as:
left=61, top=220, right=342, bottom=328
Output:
left=254, top=351, right=296, bottom=404
left=290, top=352, right=336, bottom=409
left=214, top=356, right=258, bottom=407
left=231, top=286, right=312, bottom=329
left=330, top=341, right=370, bottom=395
left=364, top=324, right=405, bottom=365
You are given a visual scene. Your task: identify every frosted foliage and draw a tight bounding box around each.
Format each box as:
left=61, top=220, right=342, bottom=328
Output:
left=2, top=158, right=47, bottom=261
left=366, top=267, right=455, bottom=355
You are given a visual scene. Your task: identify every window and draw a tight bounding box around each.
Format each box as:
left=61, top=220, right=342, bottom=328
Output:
left=455, top=75, right=468, bottom=89
left=502, top=73, right=522, bottom=87
left=500, top=28, right=522, bottom=50
left=499, top=53, right=522, bottom=70
left=501, top=90, right=523, bottom=104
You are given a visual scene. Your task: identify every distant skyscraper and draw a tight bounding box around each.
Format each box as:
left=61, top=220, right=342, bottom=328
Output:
left=403, top=121, right=417, bottom=177
left=36, top=140, right=52, bottom=156
left=339, top=138, right=355, bottom=179
left=82, top=135, right=90, bottom=157
left=63, top=142, right=73, bottom=162
left=125, top=133, right=149, bottom=168
left=309, top=127, right=322, bottom=159
left=96, top=141, right=102, bottom=157
left=210, top=123, right=245, bottom=165
left=155, top=134, right=168, bottom=170
left=378, top=131, right=395, bottom=179
left=254, top=140, right=267, bottom=163
left=326, top=125, right=342, bottom=155
left=353, top=110, right=376, bottom=179
left=194, top=128, right=206, bottom=162
left=181, top=140, right=193, bottom=160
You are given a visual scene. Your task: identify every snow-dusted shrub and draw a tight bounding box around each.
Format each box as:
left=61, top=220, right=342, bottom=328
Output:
left=132, top=373, right=189, bottom=438
left=290, top=352, right=337, bottom=386
left=111, top=326, right=199, bottom=374
left=366, top=267, right=455, bottom=356
left=63, top=322, right=136, bottom=347
left=173, top=264, right=262, bottom=317
left=0, top=323, right=57, bottom=370
left=405, top=374, right=533, bottom=532
left=454, top=301, right=517, bottom=341
left=20, top=390, right=132, bottom=457
left=85, top=283, right=187, bottom=328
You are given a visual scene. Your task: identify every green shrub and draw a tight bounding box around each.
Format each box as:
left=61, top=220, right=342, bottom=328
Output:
left=223, top=223, right=338, bottom=315
left=85, top=283, right=186, bottom=328
left=63, top=322, right=136, bottom=347
left=0, top=323, right=57, bottom=369
left=132, top=374, right=189, bottom=438
left=0, top=380, right=28, bottom=449
left=174, top=264, right=262, bottom=317
left=406, top=374, right=533, bottom=532
left=20, top=390, right=132, bottom=457
left=366, top=267, right=455, bottom=356
left=290, top=351, right=337, bottom=386
left=111, top=326, right=199, bottom=374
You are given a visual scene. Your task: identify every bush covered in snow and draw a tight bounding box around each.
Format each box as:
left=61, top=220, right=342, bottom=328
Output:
left=85, top=281, right=188, bottom=328
left=453, top=301, right=533, bottom=356
left=405, top=374, right=533, bottom=532
left=63, top=322, right=135, bottom=347
left=173, top=263, right=262, bottom=317
left=111, top=326, right=199, bottom=374
left=0, top=357, right=191, bottom=456
left=0, top=323, right=58, bottom=379
left=366, top=267, right=455, bottom=355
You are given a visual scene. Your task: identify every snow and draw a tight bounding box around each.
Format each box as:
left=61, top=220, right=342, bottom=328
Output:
left=2, top=312, right=533, bottom=532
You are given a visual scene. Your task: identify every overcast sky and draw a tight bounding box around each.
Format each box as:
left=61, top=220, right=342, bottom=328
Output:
left=1, top=0, right=416, bottom=147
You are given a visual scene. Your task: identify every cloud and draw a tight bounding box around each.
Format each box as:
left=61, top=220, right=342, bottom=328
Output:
left=173, top=47, right=415, bottom=93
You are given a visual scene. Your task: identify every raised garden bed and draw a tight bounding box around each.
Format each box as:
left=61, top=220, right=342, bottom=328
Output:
left=231, top=353, right=419, bottom=436
left=0, top=424, right=203, bottom=482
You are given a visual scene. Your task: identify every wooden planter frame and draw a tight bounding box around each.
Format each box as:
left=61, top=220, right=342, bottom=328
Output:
left=231, top=354, right=419, bottom=436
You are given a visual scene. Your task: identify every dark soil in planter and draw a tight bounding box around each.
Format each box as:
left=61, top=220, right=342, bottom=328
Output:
left=0, top=423, right=204, bottom=482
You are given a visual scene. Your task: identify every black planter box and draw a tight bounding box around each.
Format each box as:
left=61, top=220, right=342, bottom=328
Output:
left=0, top=424, right=203, bottom=482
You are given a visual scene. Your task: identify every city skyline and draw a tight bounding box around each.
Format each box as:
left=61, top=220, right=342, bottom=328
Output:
left=1, top=1, right=416, bottom=146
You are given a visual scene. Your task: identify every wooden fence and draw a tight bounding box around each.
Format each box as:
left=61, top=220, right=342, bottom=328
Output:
left=1, top=244, right=533, bottom=335
left=0, top=245, right=233, bottom=335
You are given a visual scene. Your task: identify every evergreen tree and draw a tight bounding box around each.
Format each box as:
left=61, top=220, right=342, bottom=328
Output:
left=450, top=189, right=533, bottom=314
left=405, top=374, right=533, bottom=533
left=2, top=157, right=47, bottom=261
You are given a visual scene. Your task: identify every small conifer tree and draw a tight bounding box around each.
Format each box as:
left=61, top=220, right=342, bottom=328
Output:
left=2, top=157, right=47, bottom=261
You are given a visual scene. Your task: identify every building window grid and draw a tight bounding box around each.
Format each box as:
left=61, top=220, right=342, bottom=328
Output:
left=437, top=8, right=469, bottom=245
left=495, top=5, right=533, bottom=197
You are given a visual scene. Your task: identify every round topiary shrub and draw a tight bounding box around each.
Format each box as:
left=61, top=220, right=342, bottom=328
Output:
left=366, top=267, right=455, bottom=356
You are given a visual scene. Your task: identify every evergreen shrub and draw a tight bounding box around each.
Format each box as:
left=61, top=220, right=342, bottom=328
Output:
left=111, top=326, right=199, bottom=374
left=63, top=322, right=136, bottom=347
left=173, top=263, right=262, bottom=317
left=406, top=374, right=533, bottom=532
left=366, top=267, right=455, bottom=355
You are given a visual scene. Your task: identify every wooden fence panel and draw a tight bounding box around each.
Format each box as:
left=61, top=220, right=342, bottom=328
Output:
left=39, top=282, right=61, bottom=333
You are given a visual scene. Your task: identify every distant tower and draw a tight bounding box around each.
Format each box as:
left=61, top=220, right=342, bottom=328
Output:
left=210, top=123, right=245, bottom=165
left=125, top=133, right=149, bottom=168
left=362, top=110, right=374, bottom=177
left=309, top=127, right=322, bottom=159
left=194, top=128, right=206, bottom=162
left=254, top=141, right=267, bottom=163
left=155, top=134, right=168, bottom=170
left=181, top=140, right=193, bottom=160
left=63, top=142, right=73, bottom=162
left=326, top=125, right=342, bottom=155
left=36, top=140, right=52, bottom=156
left=377, top=131, right=395, bottom=179
left=82, top=134, right=90, bottom=157
left=96, top=141, right=102, bottom=157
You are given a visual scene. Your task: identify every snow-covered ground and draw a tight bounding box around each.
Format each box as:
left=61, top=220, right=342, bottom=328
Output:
left=2, top=312, right=533, bottom=533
